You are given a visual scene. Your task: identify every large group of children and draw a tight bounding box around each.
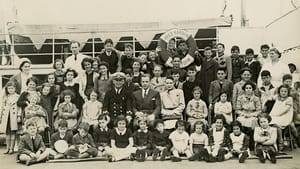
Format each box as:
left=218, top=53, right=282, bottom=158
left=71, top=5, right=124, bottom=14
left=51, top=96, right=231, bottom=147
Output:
left=0, top=39, right=300, bottom=166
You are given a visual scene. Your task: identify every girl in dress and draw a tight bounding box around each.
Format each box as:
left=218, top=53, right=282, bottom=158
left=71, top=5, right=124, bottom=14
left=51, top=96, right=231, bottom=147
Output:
left=269, top=84, right=293, bottom=150
left=208, top=115, right=231, bottom=162
left=0, top=81, right=21, bottom=154
left=186, top=86, right=208, bottom=131
left=107, top=115, right=136, bottom=162
left=189, top=121, right=209, bottom=161
left=81, top=90, right=103, bottom=127
left=168, top=120, right=193, bottom=162
left=38, top=83, right=55, bottom=133
left=214, top=92, right=233, bottom=126
left=55, top=90, right=79, bottom=131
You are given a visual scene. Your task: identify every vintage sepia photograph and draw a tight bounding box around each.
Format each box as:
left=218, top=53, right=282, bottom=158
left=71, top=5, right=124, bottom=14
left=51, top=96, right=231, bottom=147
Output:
left=0, top=0, right=299, bottom=169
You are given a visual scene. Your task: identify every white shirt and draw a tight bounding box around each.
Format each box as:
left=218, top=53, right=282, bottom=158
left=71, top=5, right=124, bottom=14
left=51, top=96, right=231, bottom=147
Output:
left=65, top=53, right=90, bottom=74
left=116, top=128, right=127, bottom=135
left=20, top=72, right=32, bottom=93
left=169, top=130, right=189, bottom=150
left=258, top=60, right=290, bottom=88
left=257, top=55, right=271, bottom=66
left=115, top=88, right=122, bottom=94
left=142, top=88, right=149, bottom=98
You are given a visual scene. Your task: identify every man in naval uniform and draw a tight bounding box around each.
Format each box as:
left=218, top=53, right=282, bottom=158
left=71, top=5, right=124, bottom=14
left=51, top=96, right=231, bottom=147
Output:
left=103, top=72, right=133, bottom=129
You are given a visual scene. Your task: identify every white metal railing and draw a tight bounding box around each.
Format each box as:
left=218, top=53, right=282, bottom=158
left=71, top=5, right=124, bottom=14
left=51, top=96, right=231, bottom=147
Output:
left=0, top=27, right=219, bottom=95
left=1, top=29, right=218, bottom=66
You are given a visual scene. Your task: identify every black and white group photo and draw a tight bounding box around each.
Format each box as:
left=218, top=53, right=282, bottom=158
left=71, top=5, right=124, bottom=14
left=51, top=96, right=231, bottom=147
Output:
left=0, top=0, right=299, bottom=169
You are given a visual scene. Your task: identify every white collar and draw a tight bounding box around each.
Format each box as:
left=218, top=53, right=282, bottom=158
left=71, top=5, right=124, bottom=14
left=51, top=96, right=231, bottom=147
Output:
left=106, top=51, right=112, bottom=56
left=59, top=133, right=66, bottom=138
left=64, top=81, right=75, bottom=86
left=115, top=87, right=122, bottom=92
left=245, top=59, right=255, bottom=65
left=100, top=127, right=109, bottom=132
left=137, top=129, right=148, bottom=133
left=116, top=128, right=126, bottom=135
left=142, top=88, right=149, bottom=93
left=21, top=72, right=32, bottom=77
left=63, top=102, right=72, bottom=106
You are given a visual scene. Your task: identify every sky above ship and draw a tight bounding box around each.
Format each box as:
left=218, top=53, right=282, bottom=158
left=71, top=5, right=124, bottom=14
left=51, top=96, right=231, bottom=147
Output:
left=0, top=0, right=298, bottom=27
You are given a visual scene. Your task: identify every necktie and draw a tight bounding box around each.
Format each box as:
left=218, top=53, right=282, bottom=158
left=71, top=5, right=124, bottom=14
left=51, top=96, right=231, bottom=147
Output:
left=74, top=54, right=77, bottom=61
left=156, top=77, right=159, bottom=84
left=31, top=137, right=36, bottom=152
left=175, top=82, right=178, bottom=89
left=143, top=89, right=147, bottom=98
left=219, top=82, right=223, bottom=89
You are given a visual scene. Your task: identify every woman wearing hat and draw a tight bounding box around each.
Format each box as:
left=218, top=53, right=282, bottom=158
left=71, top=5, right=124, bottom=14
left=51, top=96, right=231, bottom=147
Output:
left=8, top=59, right=32, bottom=94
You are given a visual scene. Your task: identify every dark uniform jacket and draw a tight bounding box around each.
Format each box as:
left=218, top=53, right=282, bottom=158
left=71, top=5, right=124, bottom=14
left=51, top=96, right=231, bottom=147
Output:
left=103, top=87, right=132, bottom=124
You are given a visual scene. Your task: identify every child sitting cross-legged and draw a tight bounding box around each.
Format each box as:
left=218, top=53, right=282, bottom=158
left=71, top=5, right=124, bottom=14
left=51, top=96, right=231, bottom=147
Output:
left=92, top=114, right=111, bottom=157
left=106, top=115, right=136, bottom=162
left=17, top=120, right=50, bottom=166
left=133, top=119, right=152, bottom=162
left=189, top=121, right=209, bottom=161
left=65, top=122, right=98, bottom=159
left=207, top=114, right=231, bottom=162
left=49, top=119, right=73, bottom=159
left=228, top=120, right=250, bottom=163
left=169, top=120, right=193, bottom=162
left=151, top=119, right=171, bottom=161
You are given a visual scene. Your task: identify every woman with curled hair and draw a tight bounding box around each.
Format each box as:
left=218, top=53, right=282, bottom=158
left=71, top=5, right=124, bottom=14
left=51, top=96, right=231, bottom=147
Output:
left=60, top=68, right=83, bottom=113
left=236, top=81, right=262, bottom=150
left=78, top=57, right=99, bottom=102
